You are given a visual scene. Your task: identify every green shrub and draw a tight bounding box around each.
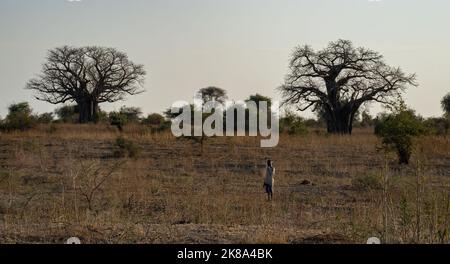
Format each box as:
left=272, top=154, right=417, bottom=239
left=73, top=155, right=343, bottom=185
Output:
left=37, top=112, right=54, bottom=124
left=151, top=120, right=172, bottom=133
left=442, top=93, right=450, bottom=116
left=280, top=111, right=308, bottom=135
left=352, top=174, right=382, bottom=191
left=142, top=113, right=165, bottom=126
left=93, top=110, right=108, bottom=123
left=375, top=109, right=428, bottom=165
left=1, top=102, right=37, bottom=131
left=55, top=105, right=78, bottom=123
left=113, top=136, right=140, bottom=158
left=119, top=106, right=142, bottom=123
left=109, top=112, right=128, bottom=131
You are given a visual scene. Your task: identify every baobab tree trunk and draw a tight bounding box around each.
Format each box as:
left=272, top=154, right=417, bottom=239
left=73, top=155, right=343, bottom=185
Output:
left=92, top=101, right=100, bottom=123
left=326, top=109, right=353, bottom=134
left=77, top=99, right=99, bottom=123
left=78, top=100, right=89, bottom=124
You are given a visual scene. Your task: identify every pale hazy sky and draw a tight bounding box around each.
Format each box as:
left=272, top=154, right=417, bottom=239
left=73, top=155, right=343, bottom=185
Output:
left=0, top=0, right=449, bottom=118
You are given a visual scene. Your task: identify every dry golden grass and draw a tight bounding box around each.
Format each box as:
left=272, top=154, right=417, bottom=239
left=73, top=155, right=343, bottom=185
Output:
left=0, top=124, right=449, bottom=244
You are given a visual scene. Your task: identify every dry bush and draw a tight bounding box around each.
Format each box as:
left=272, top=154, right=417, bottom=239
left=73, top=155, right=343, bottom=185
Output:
left=0, top=124, right=448, bottom=243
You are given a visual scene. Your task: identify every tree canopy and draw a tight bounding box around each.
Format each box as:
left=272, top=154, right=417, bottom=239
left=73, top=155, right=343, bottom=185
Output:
left=26, top=46, right=146, bottom=123
left=197, top=87, right=228, bottom=103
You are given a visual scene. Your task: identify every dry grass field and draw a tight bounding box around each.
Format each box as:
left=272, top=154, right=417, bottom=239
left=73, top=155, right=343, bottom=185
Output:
left=0, top=124, right=449, bottom=244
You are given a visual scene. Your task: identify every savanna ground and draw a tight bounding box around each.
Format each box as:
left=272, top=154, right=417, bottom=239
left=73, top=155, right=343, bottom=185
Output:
left=0, top=124, right=449, bottom=244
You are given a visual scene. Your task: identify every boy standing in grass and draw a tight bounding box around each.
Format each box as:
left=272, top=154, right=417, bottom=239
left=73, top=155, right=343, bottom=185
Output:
left=263, top=160, right=275, bottom=201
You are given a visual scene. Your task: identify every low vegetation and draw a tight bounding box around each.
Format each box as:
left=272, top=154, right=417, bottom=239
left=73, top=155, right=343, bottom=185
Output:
left=0, top=124, right=448, bottom=244
left=113, top=136, right=141, bottom=159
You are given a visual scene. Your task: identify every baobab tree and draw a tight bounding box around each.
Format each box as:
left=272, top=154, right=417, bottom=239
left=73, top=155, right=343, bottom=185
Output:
left=279, top=39, right=417, bottom=134
left=26, top=46, right=146, bottom=123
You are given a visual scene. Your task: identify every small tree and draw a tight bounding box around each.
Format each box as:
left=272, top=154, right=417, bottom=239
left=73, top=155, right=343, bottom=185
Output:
left=198, top=87, right=228, bottom=103
left=108, top=111, right=128, bottom=132
left=119, top=106, right=142, bottom=123
left=246, top=94, right=272, bottom=108
left=142, top=113, right=165, bottom=126
left=164, top=103, right=210, bottom=154
left=442, top=93, right=450, bottom=116
left=142, top=113, right=170, bottom=133
left=1, top=102, right=36, bottom=131
left=375, top=109, right=427, bottom=165
left=245, top=94, right=273, bottom=132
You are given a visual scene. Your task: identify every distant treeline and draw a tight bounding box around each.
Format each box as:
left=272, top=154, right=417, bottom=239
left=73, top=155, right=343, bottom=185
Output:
left=1, top=91, right=449, bottom=137
left=1, top=91, right=449, bottom=165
